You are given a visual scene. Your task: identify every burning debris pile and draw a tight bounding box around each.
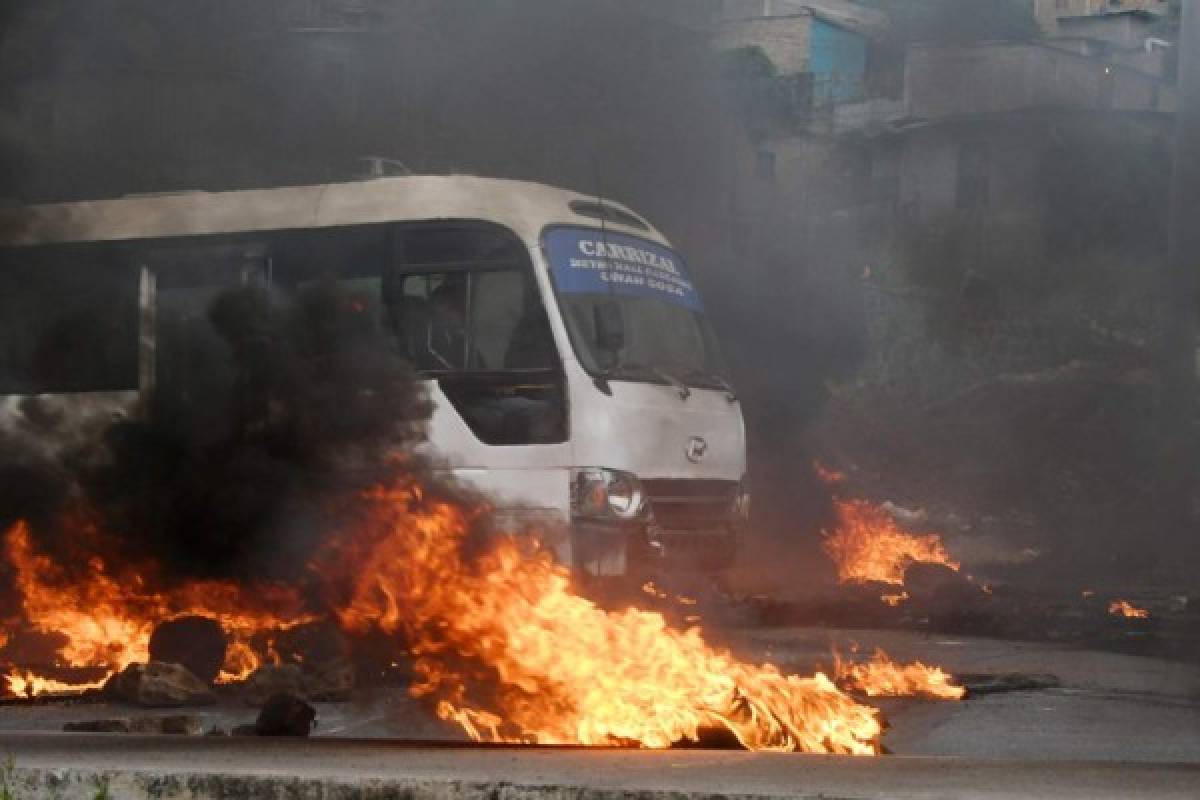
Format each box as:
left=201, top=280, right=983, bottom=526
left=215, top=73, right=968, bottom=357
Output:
left=1108, top=599, right=1150, bottom=620
left=797, top=463, right=1172, bottom=650
left=0, top=482, right=889, bottom=754
left=816, top=464, right=975, bottom=623
left=2, top=517, right=315, bottom=696
left=823, top=498, right=960, bottom=588
left=835, top=649, right=965, bottom=701
left=332, top=482, right=886, bottom=752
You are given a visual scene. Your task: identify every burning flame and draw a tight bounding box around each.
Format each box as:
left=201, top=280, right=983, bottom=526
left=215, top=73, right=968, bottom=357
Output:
left=813, top=462, right=847, bottom=484
left=823, top=499, right=959, bottom=586
left=836, top=649, right=965, bottom=701
left=641, top=582, right=698, bottom=607
left=1108, top=599, right=1149, bottom=619
left=2, top=481, right=898, bottom=754
left=5, top=671, right=110, bottom=698
left=331, top=483, right=882, bottom=753
left=641, top=581, right=667, bottom=600
left=0, top=477, right=997, bottom=756
left=2, top=520, right=313, bottom=694
left=880, top=592, right=909, bottom=607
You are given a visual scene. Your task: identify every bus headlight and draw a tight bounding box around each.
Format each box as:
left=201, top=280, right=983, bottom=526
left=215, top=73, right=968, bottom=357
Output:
left=732, top=476, right=751, bottom=525
left=570, top=468, right=646, bottom=521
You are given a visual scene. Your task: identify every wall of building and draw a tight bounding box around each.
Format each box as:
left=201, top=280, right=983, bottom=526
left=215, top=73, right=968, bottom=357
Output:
left=720, top=0, right=881, bottom=23
left=897, top=119, right=1044, bottom=230
left=1035, top=0, right=1169, bottom=34
left=1058, top=12, right=1158, bottom=49
left=808, top=17, right=867, bottom=105
left=1043, top=36, right=1168, bottom=77
left=715, top=12, right=814, bottom=75
left=905, top=41, right=1171, bottom=120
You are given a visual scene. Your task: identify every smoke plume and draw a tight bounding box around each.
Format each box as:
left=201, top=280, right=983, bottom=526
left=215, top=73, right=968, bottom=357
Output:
left=1, top=283, right=433, bottom=587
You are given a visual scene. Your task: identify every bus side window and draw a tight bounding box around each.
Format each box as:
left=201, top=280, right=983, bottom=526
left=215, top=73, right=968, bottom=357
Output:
left=471, top=270, right=555, bottom=371
left=384, top=223, right=564, bottom=445
left=390, top=273, right=470, bottom=371
left=0, top=243, right=139, bottom=395
left=390, top=269, right=551, bottom=373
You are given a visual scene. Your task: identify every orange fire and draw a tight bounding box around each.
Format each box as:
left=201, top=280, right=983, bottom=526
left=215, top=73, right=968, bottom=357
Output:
left=813, top=461, right=847, bottom=484
left=641, top=582, right=698, bottom=607
left=641, top=581, right=668, bottom=600
left=331, top=482, right=882, bottom=753
left=1108, top=599, right=1149, bottom=619
left=3, top=481, right=900, bottom=754
left=823, top=499, right=959, bottom=586
left=4, top=671, right=110, bottom=698
left=2, top=520, right=313, bottom=694
left=836, top=649, right=965, bottom=701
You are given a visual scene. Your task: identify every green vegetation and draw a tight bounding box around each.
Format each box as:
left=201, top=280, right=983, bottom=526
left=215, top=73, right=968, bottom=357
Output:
left=1, top=756, right=15, bottom=800
left=0, top=756, right=112, bottom=800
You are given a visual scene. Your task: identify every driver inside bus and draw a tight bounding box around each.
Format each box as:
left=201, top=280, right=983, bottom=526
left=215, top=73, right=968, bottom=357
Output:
left=427, top=277, right=469, bottom=370
left=387, top=271, right=562, bottom=444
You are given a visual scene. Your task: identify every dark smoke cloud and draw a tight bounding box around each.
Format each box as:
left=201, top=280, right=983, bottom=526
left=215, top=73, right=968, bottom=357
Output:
left=4, top=283, right=432, bottom=585
left=0, top=0, right=868, bottom=587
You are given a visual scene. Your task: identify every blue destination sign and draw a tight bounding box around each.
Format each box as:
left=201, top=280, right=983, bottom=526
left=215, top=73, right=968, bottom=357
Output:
left=543, top=226, right=702, bottom=311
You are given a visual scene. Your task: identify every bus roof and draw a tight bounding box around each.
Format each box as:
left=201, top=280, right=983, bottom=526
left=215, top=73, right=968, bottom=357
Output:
left=0, top=175, right=667, bottom=248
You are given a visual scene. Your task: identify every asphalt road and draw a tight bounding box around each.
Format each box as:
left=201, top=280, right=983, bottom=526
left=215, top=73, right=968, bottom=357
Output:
left=738, top=626, right=1200, bottom=762
left=2, top=628, right=1197, bottom=798
left=3, top=627, right=1198, bottom=760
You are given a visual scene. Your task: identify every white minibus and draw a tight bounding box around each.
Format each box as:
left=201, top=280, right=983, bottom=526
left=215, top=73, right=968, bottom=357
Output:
left=0, top=176, right=748, bottom=579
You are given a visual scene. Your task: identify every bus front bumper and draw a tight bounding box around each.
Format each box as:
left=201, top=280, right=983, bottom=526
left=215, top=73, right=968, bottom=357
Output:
left=571, top=520, right=738, bottom=577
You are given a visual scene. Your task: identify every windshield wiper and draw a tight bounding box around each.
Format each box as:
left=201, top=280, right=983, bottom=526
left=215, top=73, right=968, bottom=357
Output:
left=685, top=369, right=738, bottom=402
left=649, top=365, right=691, bottom=401
left=602, top=362, right=691, bottom=400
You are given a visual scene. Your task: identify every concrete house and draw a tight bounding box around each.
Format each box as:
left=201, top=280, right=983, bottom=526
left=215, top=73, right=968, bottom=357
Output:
left=715, top=0, right=884, bottom=108
left=1034, top=0, right=1170, bottom=35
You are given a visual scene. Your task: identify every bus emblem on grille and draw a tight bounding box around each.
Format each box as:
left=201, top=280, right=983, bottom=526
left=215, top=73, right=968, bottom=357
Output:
left=685, top=436, right=708, bottom=463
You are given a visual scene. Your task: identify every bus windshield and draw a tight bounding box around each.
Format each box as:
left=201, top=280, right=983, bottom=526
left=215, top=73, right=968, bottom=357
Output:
left=543, top=226, right=729, bottom=390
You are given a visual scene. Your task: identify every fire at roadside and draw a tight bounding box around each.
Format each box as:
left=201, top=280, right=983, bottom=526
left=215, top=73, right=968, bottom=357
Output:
left=0, top=454, right=981, bottom=753
left=731, top=462, right=1180, bottom=658
left=0, top=442, right=1170, bottom=753
left=0, top=437, right=1178, bottom=753
left=1, top=482, right=945, bottom=754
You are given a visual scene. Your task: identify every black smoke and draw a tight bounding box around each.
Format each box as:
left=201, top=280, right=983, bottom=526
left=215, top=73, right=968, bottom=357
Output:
left=2, top=282, right=432, bottom=585
left=0, top=0, right=875, bottom=590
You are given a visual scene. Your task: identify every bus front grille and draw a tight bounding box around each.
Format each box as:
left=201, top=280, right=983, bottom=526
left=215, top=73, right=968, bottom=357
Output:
left=641, top=479, right=738, bottom=531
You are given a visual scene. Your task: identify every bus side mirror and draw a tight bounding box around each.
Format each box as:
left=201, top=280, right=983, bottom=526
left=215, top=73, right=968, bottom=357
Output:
left=594, top=302, right=625, bottom=353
